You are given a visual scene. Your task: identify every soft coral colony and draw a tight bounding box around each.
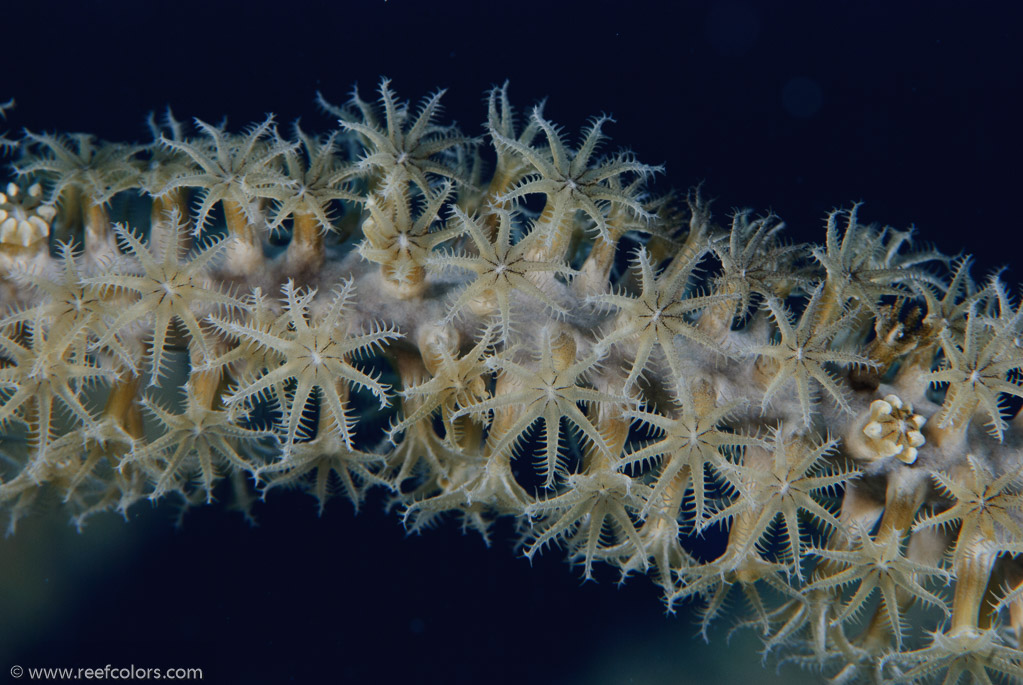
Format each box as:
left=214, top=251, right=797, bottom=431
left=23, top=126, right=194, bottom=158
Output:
left=1, top=80, right=1022, bottom=682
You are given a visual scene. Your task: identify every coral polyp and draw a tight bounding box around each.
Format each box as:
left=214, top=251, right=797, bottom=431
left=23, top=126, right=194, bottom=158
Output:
left=2, top=80, right=1022, bottom=683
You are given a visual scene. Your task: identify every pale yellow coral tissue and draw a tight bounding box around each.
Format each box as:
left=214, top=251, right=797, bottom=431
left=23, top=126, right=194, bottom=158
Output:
left=2, top=80, right=1023, bottom=683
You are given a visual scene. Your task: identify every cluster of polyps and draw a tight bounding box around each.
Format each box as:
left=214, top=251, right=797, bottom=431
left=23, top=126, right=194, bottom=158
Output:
left=1, top=81, right=1022, bottom=682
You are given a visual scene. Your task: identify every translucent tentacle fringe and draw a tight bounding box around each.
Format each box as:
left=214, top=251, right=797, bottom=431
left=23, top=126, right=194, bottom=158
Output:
left=2, top=79, right=1023, bottom=683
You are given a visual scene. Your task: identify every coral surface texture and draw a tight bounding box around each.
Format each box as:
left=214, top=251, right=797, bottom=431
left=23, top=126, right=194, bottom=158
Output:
left=2, top=84, right=1022, bottom=683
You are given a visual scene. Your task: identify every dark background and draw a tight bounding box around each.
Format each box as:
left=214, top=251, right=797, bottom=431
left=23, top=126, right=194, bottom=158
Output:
left=1, top=1, right=1021, bottom=683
